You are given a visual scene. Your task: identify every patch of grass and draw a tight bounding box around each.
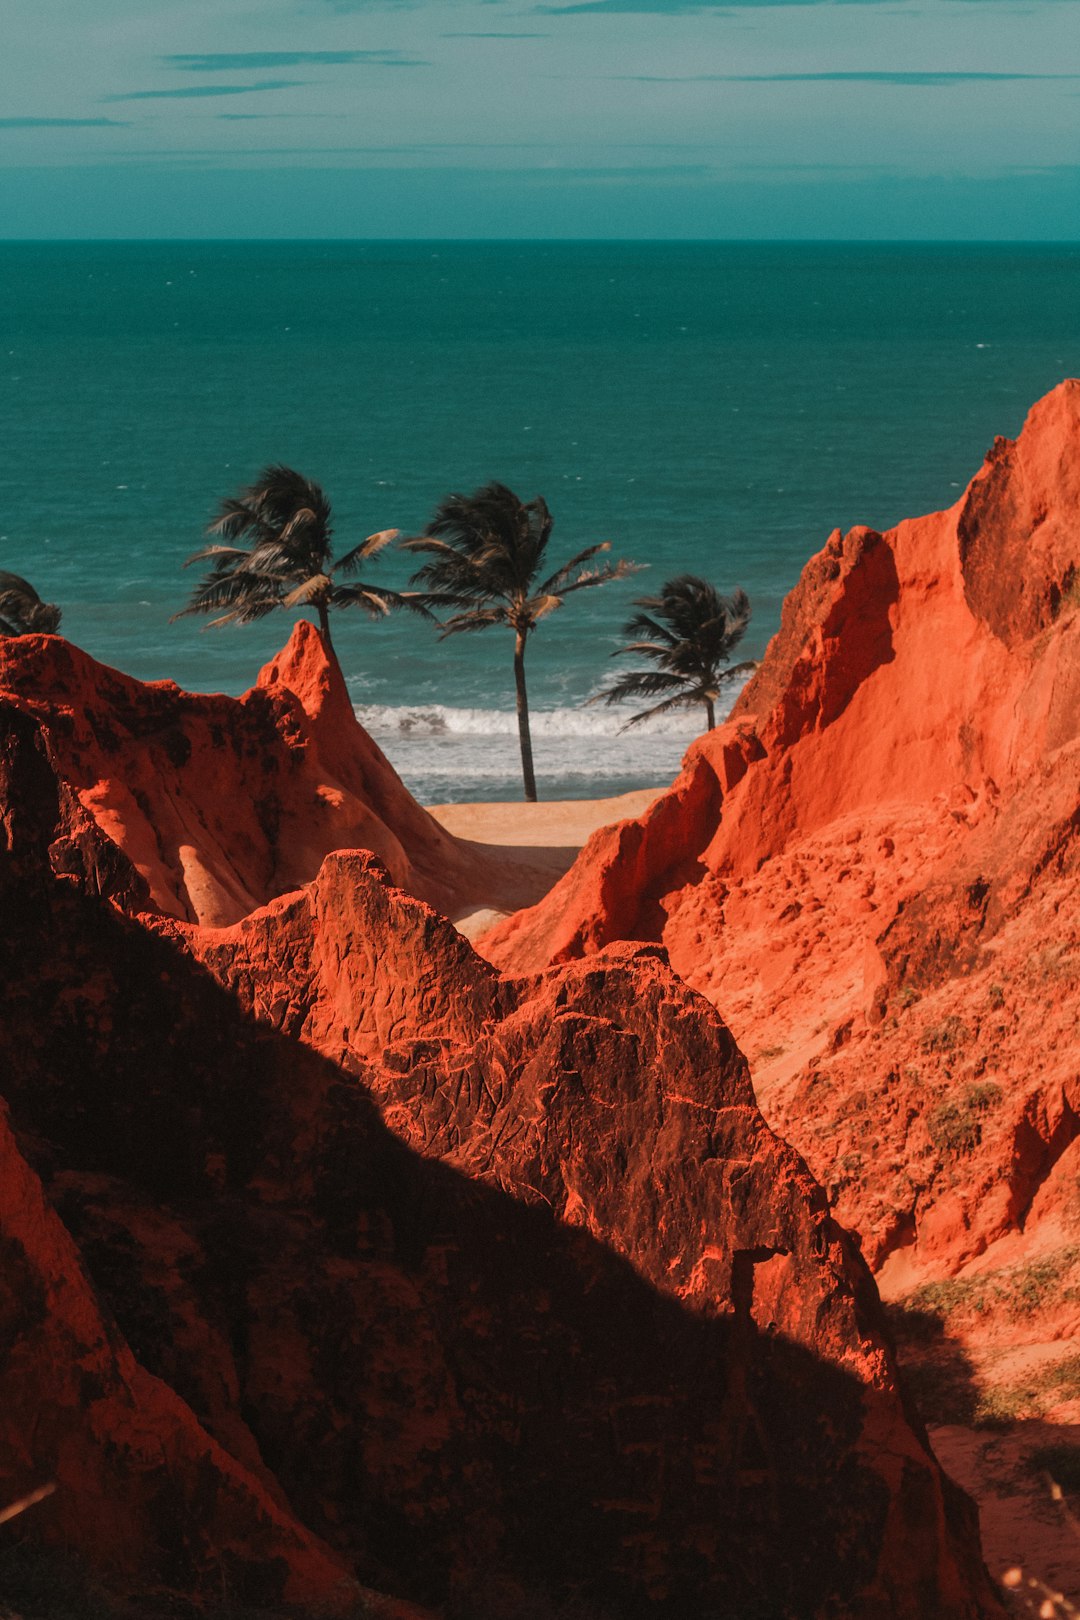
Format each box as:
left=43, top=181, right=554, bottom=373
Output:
left=890, top=1267, right=1080, bottom=1429
left=897, top=985, right=921, bottom=1010
left=927, top=1079, right=1003, bottom=1156
left=895, top=1348, right=1080, bottom=1430
left=977, top=1352, right=1080, bottom=1428
left=756, top=1043, right=786, bottom=1063
left=903, top=1247, right=1079, bottom=1327
left=921, top=1015, right=970, bottom=1055
left=987, top=982, right=1005, bottom=1009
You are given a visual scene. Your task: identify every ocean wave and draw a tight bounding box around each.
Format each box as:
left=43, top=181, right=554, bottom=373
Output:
left=355, top=682, right=749, bottom=802
left=355, top=701, right=701, bottom=740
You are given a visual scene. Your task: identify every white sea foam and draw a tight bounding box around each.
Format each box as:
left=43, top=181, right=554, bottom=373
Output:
left=354, top=701, right=705, bottom=740
left=356, top=678, right=749, bottom=802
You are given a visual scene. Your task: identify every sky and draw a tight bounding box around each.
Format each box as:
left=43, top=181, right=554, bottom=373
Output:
left=1, top=0, right=1078, bottom=237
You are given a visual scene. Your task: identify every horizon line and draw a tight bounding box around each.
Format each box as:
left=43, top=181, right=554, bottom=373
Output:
left=0, top=235, right=1078, bottom=246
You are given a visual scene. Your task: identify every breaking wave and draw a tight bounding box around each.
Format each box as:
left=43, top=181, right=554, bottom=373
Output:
left=355, top=701, right=704, bottom=740
left=355, top=679, right=748, bottom=803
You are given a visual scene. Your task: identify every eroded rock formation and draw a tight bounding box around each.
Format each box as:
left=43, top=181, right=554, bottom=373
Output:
left=481, top=379, right=1080, bottom=1300
left=0, top=619, right=533, bottom=929
left=0, top=688, right=1000, bottom=1616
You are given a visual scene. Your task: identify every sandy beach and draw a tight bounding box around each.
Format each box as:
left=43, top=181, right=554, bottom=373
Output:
left=426, top=786, right=661, bottom=938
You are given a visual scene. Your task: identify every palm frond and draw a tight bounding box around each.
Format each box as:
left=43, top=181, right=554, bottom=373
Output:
left=406, top=565, right=498, bottom=606
left=206, top=499, right=265, bottom=541
left=342, top=589, right=393, bottom=619
left=0, top=590, right=60, bottom=636
left=398, top=534, right=465, bottom=559
left=593, top=669, right=688, bottom=705
left=408, top=482, right=559, bottom=602
left=335, top=529, right=401, bottom=573
left=282, top=573, right=332, bottom=608
left=612, top=631, right=670, bottom=657
left=245, top=465, right=333, bottom=534
left=597, top=574, right=752, bottom=736
left=25, top=601, right=61, bottom=635
left=721, top=658, right=757, bottom=681
left=538, top=541, right=611, bottom=596
left=621, top=611, right=678, bottom=647
left=526, top=593, right=563, bottom=624
left=402, top=587, right=482, bottom=613
left=331, top=583, right=435, bottom=620
left=171, top=570, right=283, bottom=622
left=553, top=558, right=644, bottom=598
left=0, top=573, right=62, bottom=637
left=178, top=467, right=419, bottom=651
left=206, top=600, right=281, bottom=627
left=618, top=691, right=702, bottom=729
left=438, top=605, right=510, bottom=638
left=182, top=543, right=253, bottom=569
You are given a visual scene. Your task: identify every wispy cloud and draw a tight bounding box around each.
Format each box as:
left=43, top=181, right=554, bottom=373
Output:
left=315, top=0, right=426, bottom=9
left=162, top=51, right=427, bottom=70
left=0, top=117, right=129, bottom=127
left=103, top=82, right=305, bottom=102
left=542, top=0, right=1076, bottom=8
left=536, top=0, right=889, bottom=11
left=619, top=69, right=1080, bottom=82
left=216, top=112, right=347, bottom=121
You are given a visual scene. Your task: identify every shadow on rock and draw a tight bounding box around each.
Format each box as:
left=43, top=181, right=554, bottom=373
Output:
left=0, top=704, right=1001, bottom=1620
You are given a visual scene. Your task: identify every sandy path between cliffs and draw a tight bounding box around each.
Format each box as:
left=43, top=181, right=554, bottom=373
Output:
left=427, top=787, right=661, bottom=939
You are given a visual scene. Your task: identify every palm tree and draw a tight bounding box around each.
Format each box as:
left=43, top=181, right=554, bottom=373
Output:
left=173, top=465, right=424, bottom=668
left=0, top=572, right=61, bottom=637
left=404, top=482, right=640, bottom=802
left=594, top=575, right=754, bottom=733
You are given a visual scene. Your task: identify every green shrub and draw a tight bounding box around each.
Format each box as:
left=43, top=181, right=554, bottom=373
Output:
left=927, top=1080, right=1002, bottom=1155
left=921, top=1016, right=969, bottom=1055
left=900, top=1247, right=1078, bottom=1326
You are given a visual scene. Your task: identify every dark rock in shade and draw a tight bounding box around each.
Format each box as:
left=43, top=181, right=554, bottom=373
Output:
left=479, top=380, right=1080, bottom=1283
left=0, top=695, right=1001, bottom=1617
left=0, top=615, right=498, bottom=928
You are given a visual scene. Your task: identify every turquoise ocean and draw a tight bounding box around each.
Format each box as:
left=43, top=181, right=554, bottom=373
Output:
left=1, top=241, right=1077, bottom=801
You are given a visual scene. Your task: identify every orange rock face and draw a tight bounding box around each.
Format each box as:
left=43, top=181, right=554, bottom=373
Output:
left=0, top=682, right=1000, bottom=1614
left=481, top=380, right=1080, bottom=1293
left=0, top=618, right=495, bottom=928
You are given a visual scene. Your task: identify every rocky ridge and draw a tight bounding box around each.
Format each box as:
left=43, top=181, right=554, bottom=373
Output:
left=479, top=381, right=1080, bottom=1605
left=0, top=647, right=1000, bottom=1614
left=481, top=380, right=1080, bottom=1288
left=0, top=619, right=551, bottom=930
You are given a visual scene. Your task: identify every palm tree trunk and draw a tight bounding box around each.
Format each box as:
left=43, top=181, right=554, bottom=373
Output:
left=316, top=600, right=334, bottom=654
left=705, top=697, right=716, bottom=731
left=514, top=630, right=538, bottom=802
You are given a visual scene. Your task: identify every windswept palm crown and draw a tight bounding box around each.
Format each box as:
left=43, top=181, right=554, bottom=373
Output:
left=0, top=571, right=62, bottom=637
left=174, top=465, right=421, bottom=659
left=404, top=481, right=641, bottom=800
left=596, top=575, right=753, bottom=733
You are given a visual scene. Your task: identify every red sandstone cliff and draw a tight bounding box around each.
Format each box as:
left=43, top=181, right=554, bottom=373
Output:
left=0, top=676, right=1000, bottom=1615
left=480, top=382, right=1080, bottom=1428
left=0, top=618, right=547, bottom=929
